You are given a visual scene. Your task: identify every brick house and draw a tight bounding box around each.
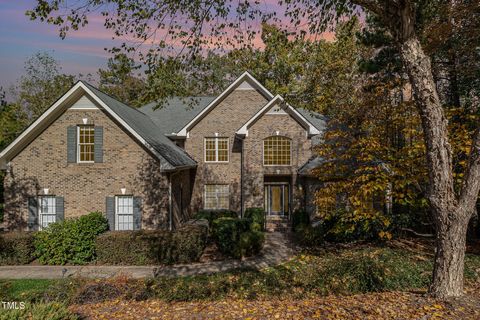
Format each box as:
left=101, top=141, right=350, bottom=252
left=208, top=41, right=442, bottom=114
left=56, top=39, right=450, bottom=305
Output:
left=0, top=72, right=326, bottom=231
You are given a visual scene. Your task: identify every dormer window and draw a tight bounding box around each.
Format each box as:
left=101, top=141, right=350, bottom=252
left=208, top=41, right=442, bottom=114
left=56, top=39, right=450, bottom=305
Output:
left=78, top=125, right=95, bottom=163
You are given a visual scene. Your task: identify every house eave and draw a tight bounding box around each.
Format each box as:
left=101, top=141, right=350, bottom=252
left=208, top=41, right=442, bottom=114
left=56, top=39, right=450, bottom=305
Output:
left=177, top=71, right=275, bottom=137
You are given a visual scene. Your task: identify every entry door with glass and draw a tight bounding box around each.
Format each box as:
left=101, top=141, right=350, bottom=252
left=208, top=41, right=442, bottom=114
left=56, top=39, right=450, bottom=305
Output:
left=265, top=184, right=289, bottom=216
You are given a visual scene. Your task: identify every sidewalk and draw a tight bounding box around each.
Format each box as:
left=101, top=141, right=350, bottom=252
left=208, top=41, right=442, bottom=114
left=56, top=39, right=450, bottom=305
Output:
left=0, top=232, right=295, bottom=279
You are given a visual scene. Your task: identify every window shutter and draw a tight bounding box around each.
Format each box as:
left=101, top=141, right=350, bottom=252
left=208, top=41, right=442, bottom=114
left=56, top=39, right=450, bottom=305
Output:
left=106, top=197, right=115, bottom=231
left=27, top=197, right=38, bottom=231
left=94, top=126, right=103, bottom=163
left=133, top=197, right=142, bottom=230
left=67, top=126, right=77, bottom=163
left=55, top=197, right=64, bottom=222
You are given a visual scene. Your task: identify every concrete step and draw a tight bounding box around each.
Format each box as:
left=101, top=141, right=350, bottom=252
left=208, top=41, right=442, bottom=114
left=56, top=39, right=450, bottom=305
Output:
left=266, top=216, right=291, bottom=233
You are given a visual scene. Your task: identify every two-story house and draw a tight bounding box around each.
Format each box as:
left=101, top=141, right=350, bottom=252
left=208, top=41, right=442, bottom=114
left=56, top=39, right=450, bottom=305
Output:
left=0, top=72, right=326, bottom=232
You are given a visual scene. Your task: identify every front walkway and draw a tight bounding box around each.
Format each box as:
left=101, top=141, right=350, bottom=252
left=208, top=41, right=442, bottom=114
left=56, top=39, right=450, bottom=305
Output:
left=0, top=232, right=295, bottom=279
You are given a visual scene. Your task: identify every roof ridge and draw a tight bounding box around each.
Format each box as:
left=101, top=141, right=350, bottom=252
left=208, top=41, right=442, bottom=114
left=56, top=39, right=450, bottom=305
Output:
left=80, top=80, right=149, bottom=116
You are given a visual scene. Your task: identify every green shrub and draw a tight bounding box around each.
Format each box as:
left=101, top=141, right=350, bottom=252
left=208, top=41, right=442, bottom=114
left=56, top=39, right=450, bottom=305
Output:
left=244, top=207, right=265, bottom=231
left=211, top=217, right=250, bottom=258
left=212, top=217, right=264, bottom=258
left=0, top=232, right=35, bottom=265
left=0, top=203, right=4, bottom=223
left=294, top=224, right=324, bottom=247
left=34, top=212, right=108, bottom=265
left=238, top=230, right=265, bottom=257
left=95, top=223, right=208, bottom=265
left=291, top=209, right=310, bottom=230
left=194, top=210, right=238, bottom=225
left=0, top=302, right=79, bottom=320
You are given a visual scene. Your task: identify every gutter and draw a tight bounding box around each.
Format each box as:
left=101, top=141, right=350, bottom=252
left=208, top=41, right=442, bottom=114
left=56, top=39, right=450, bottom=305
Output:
left=240, top=136, right=244, bottom=217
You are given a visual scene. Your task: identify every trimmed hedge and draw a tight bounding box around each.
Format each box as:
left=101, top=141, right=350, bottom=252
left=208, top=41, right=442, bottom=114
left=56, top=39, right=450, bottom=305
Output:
left=244, top=207, right=265, bottom=231
left=34, top=212, right=109, bottom=265
left=95, top=222, right=208, bottom=265
left=294, top=224, right=324, bottom=247
left=0, top=232, right=35, bottom=265
left=194, top=210, right=238, bottom=225
left=292, top=209, right=310, bottom=230
left=212, top=217, right=264, bottom=258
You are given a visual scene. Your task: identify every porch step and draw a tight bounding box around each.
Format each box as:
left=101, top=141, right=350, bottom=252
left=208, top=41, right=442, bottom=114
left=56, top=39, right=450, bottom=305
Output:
left=266, top=217, right=291, bottom=233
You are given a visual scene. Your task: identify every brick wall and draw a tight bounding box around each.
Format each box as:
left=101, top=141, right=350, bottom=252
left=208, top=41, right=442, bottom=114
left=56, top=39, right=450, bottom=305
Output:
left=4, top=105, right=170, bottom=230
left=184, top=89, right=268, bottom=213
left=243, top=102, right=313, bottom=211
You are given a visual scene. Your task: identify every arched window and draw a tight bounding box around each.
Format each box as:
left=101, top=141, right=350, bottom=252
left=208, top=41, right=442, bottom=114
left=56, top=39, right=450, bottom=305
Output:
left=263, top=136, right=291, bottom=166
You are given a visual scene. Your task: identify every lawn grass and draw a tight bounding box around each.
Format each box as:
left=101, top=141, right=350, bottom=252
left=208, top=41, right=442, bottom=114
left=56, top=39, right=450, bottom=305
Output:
left=0, top=244, right=479, bottom=305
left=0, top=279, right=57, bottom=302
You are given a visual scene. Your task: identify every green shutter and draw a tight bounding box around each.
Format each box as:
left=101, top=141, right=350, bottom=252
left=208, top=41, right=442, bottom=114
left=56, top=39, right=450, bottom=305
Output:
left=133, top=197, right=142, bottom=230
left=94, top=126, right=103, bottom=163
left=27, top=197, right=38, bottom=231
left=55, top=197, right=64, bottom=222
left=106, top=197, right=115, bottom=231
left=67, top=126, right=77, bottom=163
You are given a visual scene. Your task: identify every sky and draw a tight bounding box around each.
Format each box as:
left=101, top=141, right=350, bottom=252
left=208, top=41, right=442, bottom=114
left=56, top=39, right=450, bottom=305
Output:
left=0, top=0, right=120, bottom=93
left=0, top=0, right=338, bottom=97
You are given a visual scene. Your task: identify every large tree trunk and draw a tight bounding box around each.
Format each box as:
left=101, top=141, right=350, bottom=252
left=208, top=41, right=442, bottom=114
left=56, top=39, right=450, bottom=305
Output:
left=399, top=37, right=471, bottom=299
left=430, top=208, right=470, bottom=298
left=353, top=0, right=480, bottom=300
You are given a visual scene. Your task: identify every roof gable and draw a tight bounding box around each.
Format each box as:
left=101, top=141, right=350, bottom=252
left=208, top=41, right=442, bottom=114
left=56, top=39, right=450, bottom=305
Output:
left=175, top=72, right=274, bottom=137
left=236, top=95, right=324, bottom=137
left=0, top=81, right=196, bottom=170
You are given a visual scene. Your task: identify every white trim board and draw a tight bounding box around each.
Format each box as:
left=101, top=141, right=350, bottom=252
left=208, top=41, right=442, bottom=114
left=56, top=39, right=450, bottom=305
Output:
left=0, top=81, right=165, bottom=169
left=175, top=72, right=274, bottom=137
left=236, top=95, right=321, bottom=137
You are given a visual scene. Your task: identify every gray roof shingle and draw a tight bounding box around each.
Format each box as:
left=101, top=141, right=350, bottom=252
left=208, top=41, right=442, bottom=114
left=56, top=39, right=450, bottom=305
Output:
left=139, top=97, right=215, bottom=135
left=82, top=82, right=196, bottom=170
left=297, top=108, right=328, bottom=133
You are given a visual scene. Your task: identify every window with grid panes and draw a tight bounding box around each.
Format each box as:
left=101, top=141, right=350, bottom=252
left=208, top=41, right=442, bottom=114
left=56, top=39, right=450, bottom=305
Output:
left=204, top=137, right=228, bottom=162
left=78, top=126, right=95, bottom=162
left=204, top=185, right=229, bottom=209
left=115, top=196, right=134, bottom=230
left=263, top=136, right=291, bottom=165
left=38, top=196, right=56, bottom=230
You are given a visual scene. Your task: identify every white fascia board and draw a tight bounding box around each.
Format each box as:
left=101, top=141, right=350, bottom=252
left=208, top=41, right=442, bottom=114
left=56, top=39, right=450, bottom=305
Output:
left=287, top=104, right=321, bottom=136
left=0, top=82, right=84, bottom=163
left=237, top=95, right=284, bottom=136
left=79, top=83, right=165, bottom=162
left=176, top=71, right=274, bottom=137
left=236, top=95, right=321, bottom=137
left=0, top=81, right=166, bottom=165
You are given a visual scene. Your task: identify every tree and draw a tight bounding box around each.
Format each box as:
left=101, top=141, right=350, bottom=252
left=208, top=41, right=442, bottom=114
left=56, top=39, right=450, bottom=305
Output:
left=12, top=52, right=75, bottom=121
left=27, top=0, right=479, bottom=298
left=98, top=53, right=146, bottom=107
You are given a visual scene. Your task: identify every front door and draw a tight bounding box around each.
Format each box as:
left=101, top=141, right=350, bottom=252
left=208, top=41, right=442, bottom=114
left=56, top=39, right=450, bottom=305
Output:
left=265, top=184, right=289, bottom=216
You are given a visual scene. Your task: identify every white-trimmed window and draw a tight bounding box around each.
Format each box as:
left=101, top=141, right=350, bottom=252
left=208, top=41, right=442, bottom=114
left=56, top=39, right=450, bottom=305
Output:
left=115, top=196, right=134, bottom=230
left=38, top=196, right=56, bottom=230
left=78, top=125, right=95, bottom=163
left=204, top=184, right=229, bottom=210
left=263, top=136, right=292, bottom=166
left=204, top=137, right=229, bottom=162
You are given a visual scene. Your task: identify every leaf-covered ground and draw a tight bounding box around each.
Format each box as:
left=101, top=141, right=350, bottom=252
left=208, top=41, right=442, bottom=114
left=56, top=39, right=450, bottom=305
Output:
left=71, top=288, right=480, bottom=320
left=71, top=292, right=480, bottom=320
